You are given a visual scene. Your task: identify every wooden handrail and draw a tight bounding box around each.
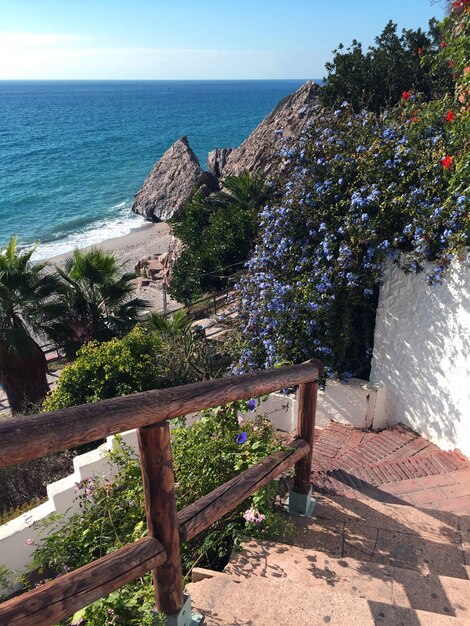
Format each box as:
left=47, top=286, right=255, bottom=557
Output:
left=0, top=537, right=166, bottom=626
left=177, top=437, right=310, bottom=542
left=0, top=361, right=323, bottom=625
left=0, top=360, right=322, bottom=468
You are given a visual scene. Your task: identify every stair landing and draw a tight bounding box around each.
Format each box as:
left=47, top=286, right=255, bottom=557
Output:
left=311, top=422, right=470, bottom=514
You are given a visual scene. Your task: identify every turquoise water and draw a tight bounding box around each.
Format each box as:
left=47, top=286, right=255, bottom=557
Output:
left=0, top=80, right=307, bottom=259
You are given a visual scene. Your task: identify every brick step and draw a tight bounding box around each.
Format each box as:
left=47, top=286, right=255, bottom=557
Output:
left=187, top=573, right=469, bottom=625
left=325, top=450, right=469, bottom=488
left=336, top=425, right=420, bottom=465
left=224, top=539, right=470, bottom=620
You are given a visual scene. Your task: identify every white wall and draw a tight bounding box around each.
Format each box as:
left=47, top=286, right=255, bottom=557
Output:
left=370, top=254, right=470, bottom=456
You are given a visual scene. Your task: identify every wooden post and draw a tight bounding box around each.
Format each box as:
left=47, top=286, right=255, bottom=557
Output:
left=162, top=284, right=168, bottom=316
left=138, top=422, right=184, bottom=616
left=293, top=381, right=318, bottom=495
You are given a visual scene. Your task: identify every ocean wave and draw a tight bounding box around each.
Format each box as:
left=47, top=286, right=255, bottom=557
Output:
left=31, top=202, right=146, bottom=261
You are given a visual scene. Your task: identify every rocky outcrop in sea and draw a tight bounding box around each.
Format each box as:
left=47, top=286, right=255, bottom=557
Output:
left=131, top=136, right=218, bottom=221
left=131, top=80, right=319, bottom=221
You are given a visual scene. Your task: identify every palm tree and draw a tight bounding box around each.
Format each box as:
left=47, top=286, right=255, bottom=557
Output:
left=44, top=248, right=148, bottom=359
left=0, top=237, right=57, bottom=413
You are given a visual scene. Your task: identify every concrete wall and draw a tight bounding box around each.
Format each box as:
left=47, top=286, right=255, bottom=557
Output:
left=370, top=254, right=470, bottom=456
left=0, top=430, right=139, bottom=596
left=243, top=383, right=386, bottom=432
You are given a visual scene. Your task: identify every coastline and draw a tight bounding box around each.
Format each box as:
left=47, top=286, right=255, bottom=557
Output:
left=44, top=221, right=179, bottom=313
left=44, top=221, right=172, bottom=269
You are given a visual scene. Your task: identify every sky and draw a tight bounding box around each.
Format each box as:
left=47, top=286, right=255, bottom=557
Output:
left=0, top=0, right=446, bottom=80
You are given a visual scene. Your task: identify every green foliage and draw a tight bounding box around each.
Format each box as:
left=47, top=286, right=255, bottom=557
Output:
left=28, top=404, right=289, bottom=625
left=169, top=172, right=270, bottom=303
left=235, top=9, right=469, bottom=377
left=43, top=248, right=148, bottom=359
left=43, top=323, right=213, bottom=411
left=0, top=236, right=58, bottom=412
left=321, top=20, right=453, bottom=112
left=0, top=452, right=74, bottom=518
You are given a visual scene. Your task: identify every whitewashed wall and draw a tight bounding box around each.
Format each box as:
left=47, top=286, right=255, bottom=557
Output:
left=370, top=254, right=470, bottom=456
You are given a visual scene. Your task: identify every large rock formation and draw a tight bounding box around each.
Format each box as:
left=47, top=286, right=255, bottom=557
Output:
left=132, top=81, right=320, bottom=221
left=132, top=136, right=218, bottom=221
left=207, top=148, right=233, bottom=178
left=216, top=80, right=320, bottom=179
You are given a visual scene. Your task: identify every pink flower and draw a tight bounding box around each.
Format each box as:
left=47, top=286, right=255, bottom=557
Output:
left=238, top=416, right=244, bottom=425
left=243, top=507, right=266, bottom=525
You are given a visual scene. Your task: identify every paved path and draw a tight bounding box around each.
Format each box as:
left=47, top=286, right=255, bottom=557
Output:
left=311, top=422, right=470, bottom=514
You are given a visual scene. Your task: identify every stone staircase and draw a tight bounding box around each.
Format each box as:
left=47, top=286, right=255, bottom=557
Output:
left=186, top=423, right=470, bottom=625
left=187, top=495, right=470, bottom=624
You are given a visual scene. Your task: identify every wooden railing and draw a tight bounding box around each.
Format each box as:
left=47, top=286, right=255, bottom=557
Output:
left=0, top=360, right=322, bottom=626
left=167, top=288, right=230, bottom=322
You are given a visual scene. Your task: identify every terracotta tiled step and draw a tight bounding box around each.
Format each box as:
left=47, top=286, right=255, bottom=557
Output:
left=277, top=495, right=469, bottom=580
left=187, top=574, right=469, bottom=625
left=224, top=539, right=470, bottom=619
left=320, top=450, right=469, bottom=490
left=337, top=425, right=420, bottom=467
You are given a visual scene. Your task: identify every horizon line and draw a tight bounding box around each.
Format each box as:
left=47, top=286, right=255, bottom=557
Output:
left=0, top=77, right=322, bottom=82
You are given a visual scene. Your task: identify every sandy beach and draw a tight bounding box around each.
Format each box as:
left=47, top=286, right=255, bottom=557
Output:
left=45, top=221, right=180, bottom=313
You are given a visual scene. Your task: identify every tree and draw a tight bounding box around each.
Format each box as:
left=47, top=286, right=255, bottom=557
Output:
left=44, top=248, right=148, bottom=359
left=0, top=237, right=57, bottom=413
left=169, top=172, right=271, bottom=303
left=321, top=20, right=453, bottom=112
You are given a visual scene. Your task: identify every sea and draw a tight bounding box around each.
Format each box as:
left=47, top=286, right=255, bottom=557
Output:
left=0, top=80, right=310, bottom=260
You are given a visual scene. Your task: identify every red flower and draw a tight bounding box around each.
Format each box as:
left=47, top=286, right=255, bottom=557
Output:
left=440, top=42, right=448, bottom=48
left=449, top=60, right=454, bottom=68
left=441, top=156, right=453, bottom=169
left=445, top=110, right=455, bottom=122
left=418, top=47, right=423, bottom=55
left=402, top=91, right=412, bottom=100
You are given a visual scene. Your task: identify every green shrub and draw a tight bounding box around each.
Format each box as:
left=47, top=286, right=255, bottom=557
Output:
left=28, top=402, right=291, bottom=625
left=169, top=172, right=271, bottom=303
left=43, top=323, right=214, bottom=412
left=321, top=20, right=453, bottom=112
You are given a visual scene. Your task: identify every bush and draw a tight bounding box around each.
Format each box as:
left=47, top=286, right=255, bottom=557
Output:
left=28, top=402, right=290, bottom=625
left=43, top=323, right=214, bottom=411
left=0, top=453, right=74, bottom=518
left=235, top=53, right=468, bottom=377
left=169, top=172, right=271, bottom=303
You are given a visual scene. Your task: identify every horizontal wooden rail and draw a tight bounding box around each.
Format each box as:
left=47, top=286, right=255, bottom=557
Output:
left=0, top=363, right=322, bottom=626
left=0, top=360, right=322, bottom=468
left=0, top=537, right=166, bottom=626
left=177, top=437, right=310, bottom=541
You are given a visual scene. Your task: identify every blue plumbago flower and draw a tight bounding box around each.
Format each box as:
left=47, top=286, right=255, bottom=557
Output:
left=247, top=399, right=256, bottom=411
left=237, top=432, right=248, bottom=445
left=235, top=103, right=463, bottom=378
